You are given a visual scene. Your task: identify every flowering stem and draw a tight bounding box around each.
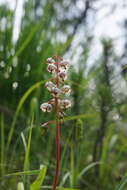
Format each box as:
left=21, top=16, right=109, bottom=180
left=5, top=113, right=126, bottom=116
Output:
left=52, top=56, right=60, bottom=190
left=40, top=56, right=71, bottom=190
left=52, top=122, right=60, bottom=190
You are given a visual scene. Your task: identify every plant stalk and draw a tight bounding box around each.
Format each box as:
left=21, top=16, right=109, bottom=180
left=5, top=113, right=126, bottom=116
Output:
left=52, top=56, right=60, bottom=190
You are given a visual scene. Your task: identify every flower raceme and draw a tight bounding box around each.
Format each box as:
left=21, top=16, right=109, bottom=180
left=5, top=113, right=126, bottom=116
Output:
left=40, top=56, right=71, bottom=190
left=40, top=56, right=71, bottom=116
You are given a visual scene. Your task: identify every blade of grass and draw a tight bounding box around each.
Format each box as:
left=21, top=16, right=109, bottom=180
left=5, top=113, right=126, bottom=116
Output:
left=6, top=3, right=53, bottom=69
left=4, top=169, right=40, bottom=177
left=59, top=188, right=79, bottom=190
left=21, top=132, right=27, bottom=152
left=17, top=182, right=24, bottom=190
left=6, top=80, right=47, bottom=152
left=23, top=115, right=34, bottom=172
left=64, top=113, right=98, bottom=122
left=59, top=172, right=70, bottom=187
left=78, top=162, right=101, bottom=180
left=99, top=123, right=115, bottom=182
left=115, top=175, right=127, bottom=190
left=23, top=114, right=34, bottom=187
left=0, top=114, right=5, bottom=176
left=30, top=165, right=47, bottom=190
left=70, top=144, right=76, bottom=188
left=41, top=186, right=79, bottom=190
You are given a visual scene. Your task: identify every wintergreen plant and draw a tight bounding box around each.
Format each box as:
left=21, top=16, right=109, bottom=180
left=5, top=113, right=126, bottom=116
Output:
left=40, top=56, right=71, bottom=190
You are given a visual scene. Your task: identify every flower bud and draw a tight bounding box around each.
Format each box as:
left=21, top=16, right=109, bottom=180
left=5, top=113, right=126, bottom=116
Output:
left=60, top=99, right=71, bottom=109
left=40, top=103, right=52, bottom=112
left=61, top=85, right=71, bottom=95
left=47, top=64, right=57, bottom=73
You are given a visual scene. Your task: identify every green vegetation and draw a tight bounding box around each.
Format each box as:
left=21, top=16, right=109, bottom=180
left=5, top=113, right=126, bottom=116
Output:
left=0, top=0, right=127, bottom=190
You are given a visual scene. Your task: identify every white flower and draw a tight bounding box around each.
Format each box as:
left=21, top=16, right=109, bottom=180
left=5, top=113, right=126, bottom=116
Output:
left=40, top=103, right=52, bottom=112
left=47, top=64, right=57, bottom=73
left=47, top=57, right=55, bottom=64
left=51, top=87, right=61, bottom=97
left=58, top=71, right=67, bottom=80
left=60, top=59, right=70, bottom=69
left=60, top=99, right=71, bottom=109
left=61, top=85, right=71, bottom=95
left=45, top=81, right=56, bottom=91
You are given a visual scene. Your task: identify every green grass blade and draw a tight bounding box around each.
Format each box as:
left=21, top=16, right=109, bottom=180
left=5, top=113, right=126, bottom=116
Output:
left=6, top=80, right=47, bottom=152
left=59, top=188, right=79, bottom=190
left=0, top=114, right=5, bottom=176
left=40, top=186, right=79, bottom=190
left=21, top=132, right=27, bottom=152
left=7, top=5, right=51, bottom=69
left=23, top=115, right=34, bottom=172
left=78, top=162, right=101, bottom=180
left=17, top=182, right=24, bottom=190
left=30, top=165, right=47, bottom=190
left=64, top=113, right=97, bottom=122
left=115, top=176, right=127, bottom=190
left=70, top=144, right=75, bottom=187
left=4, top=169, right=40, bottom=177
left=59, top=172, right=70, bottom=187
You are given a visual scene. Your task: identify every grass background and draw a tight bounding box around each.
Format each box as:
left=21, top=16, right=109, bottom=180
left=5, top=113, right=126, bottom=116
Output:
left=0, top=0, right=127, bottom=190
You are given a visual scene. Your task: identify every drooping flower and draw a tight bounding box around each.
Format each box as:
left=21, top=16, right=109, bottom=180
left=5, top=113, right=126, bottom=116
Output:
left=40, top=56, right=71, bottom=113
left=58, top=71, right=67, bottom=81
left=51, top=87, right=61, bottom=97
left=60, top=99, right=71, bottom=109
left=61, top=85, right=71, bottom=95
left=40, top=103, right=52, bottom=112
left=60, top=59, right=70, bottom=69
left=45, top=81, right=56, bottom=91
left=47, top=64, right=57, bottom=73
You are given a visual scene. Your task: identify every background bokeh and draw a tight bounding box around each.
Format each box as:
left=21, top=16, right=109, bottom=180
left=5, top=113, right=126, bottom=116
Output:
left=0, top=0, right=127, bottom=190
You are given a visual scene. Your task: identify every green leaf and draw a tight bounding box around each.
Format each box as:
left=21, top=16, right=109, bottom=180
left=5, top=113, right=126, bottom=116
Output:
left=30, top=165, right=47, bottom=190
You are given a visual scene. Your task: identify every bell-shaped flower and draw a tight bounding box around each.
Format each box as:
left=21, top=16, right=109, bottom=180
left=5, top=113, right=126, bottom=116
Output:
left=58, top=71, right=67, bottom=81
left=60, top=59, right=70, bottom=69
left=47, top=64, right=57, bottom=73
left=61, top=85, right=71, bottom=95
left=60, top=99, right=71, bottom=109
left=45, top=81, right=56, bottom=91
left=51, top=87, right=61, bottom=97
left=40, top=103, right=52, bottom=112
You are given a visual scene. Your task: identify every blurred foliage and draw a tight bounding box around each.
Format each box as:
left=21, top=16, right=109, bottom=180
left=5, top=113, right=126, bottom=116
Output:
left=0, top=0, right=127, bottom=190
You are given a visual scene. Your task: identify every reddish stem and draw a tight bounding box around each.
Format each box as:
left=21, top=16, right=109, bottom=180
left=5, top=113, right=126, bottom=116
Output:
left=52, top=56, right=60, bottom=190
left=52, top=124, right=60, bottom=190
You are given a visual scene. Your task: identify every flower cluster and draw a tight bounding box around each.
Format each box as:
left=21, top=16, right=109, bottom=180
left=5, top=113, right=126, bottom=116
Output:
left=40, top=56, right=71, bottom=118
